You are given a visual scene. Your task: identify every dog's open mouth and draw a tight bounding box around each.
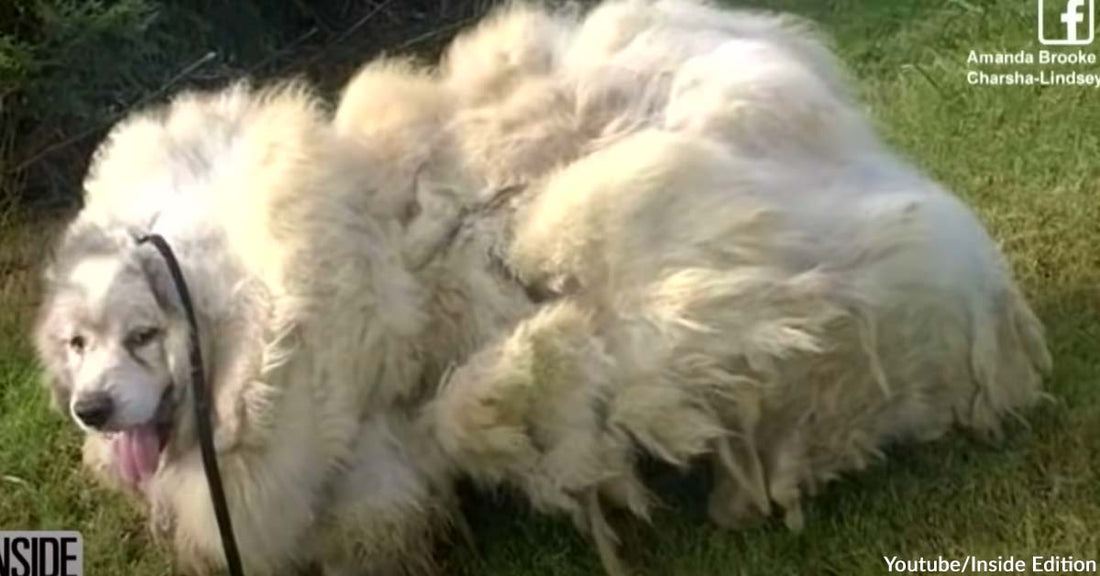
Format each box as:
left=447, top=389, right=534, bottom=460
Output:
left=108, top=387, right=175, bottom=487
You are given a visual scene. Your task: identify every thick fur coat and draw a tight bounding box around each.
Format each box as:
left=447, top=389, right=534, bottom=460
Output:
left=34, top=1, right=1050, bottom=574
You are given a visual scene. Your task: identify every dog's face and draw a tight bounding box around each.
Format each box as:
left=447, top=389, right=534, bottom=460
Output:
left=35, top=228, right=183, bottom=489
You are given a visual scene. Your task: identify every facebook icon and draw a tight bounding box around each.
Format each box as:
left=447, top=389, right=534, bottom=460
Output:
left=1040, top=0, right=1095, bottom=45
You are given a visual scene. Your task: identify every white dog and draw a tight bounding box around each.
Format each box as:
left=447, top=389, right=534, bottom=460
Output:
left=34, top=1, right=1050, bottom=574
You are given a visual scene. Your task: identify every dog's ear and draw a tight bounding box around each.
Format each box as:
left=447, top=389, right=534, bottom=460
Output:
left=134, top=240, right=186, bottom=318
left=134, top=239, right=201, bottom=380
left=38, top=363, right=73, bottom=416
left=31, top=300, right=74, bottom=415
left=31, top=223, right=101, bottom=417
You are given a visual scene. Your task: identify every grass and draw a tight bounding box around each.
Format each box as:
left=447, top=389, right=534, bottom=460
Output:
left=2, top=0, right=1098, bottom=574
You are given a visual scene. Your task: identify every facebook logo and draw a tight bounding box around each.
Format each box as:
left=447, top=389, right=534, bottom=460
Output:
left=1039, top=0, right=1095, bottom=45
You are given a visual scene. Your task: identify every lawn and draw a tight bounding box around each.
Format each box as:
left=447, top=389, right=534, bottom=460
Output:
left=2, top=0, right=1098, bottom=574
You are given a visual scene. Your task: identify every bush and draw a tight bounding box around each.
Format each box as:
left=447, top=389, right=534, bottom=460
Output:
left=0, top=0, right=503, bottom=211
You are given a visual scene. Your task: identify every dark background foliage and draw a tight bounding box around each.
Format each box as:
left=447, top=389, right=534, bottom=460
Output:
left=0, top=0, right=507, bottom=213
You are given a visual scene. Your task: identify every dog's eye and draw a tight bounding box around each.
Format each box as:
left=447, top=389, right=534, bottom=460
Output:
left=126, top=327, right=162, bottom=348
left=68, top=335, right=85, bottom=353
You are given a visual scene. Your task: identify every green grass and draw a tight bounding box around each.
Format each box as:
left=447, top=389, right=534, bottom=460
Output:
left=2, top=0, right=1099, bottom=574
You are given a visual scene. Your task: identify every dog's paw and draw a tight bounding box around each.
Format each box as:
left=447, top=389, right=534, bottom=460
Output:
left=81, top=434, right=130, bottom=493
left=707, top=480, right=769, bottom=530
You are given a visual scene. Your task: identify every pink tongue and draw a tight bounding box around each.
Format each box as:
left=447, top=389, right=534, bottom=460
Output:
left=112, top=425, right=161, bottom=487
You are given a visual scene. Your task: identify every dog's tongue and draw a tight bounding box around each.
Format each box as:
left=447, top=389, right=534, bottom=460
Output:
left=112, top=425, right=161, bottom=487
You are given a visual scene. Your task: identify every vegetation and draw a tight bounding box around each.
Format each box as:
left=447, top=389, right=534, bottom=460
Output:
left=1, top=0, right=1097, bottom=574
left=0, top=0, right=498, bottom=211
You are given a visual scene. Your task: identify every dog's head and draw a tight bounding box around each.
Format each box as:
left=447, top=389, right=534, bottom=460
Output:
left=34, top=222, right=193, bottom=489
left=34, top=79, right=423, bottom=502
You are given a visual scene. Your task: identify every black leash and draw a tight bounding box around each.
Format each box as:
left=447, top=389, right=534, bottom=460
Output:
left=138, top=233, right=245, bottom=576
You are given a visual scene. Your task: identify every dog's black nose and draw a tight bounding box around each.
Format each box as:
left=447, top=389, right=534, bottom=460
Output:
left=73, top=393, right=114, bottom=429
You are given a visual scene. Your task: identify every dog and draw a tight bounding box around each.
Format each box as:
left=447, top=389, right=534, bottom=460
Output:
left=34, top=1, right=1050, bottom=574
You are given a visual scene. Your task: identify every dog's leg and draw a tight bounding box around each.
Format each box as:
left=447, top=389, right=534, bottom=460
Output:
left=585, top=489, right=630, bottom=576
left=314, top=415, right=457, bottom=576
left=81, top=434, right=133, bottom=494
left=430, top=300, right=646, bottom=575
left=707, top=434, right=772, bottom=529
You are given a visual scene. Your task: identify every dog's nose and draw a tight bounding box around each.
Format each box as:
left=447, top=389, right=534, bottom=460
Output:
left=73, top=393, right=114, bottom=429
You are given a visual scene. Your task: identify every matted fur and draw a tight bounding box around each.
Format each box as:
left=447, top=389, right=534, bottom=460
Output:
left=34, top=1, right=1049, bottom=574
